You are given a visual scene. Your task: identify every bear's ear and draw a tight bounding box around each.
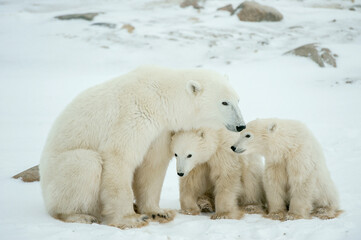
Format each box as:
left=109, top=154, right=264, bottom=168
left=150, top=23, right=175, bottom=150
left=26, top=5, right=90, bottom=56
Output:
left=268, top=123, right=277, bottom=133
left=186, top=80, right=202, bottom=96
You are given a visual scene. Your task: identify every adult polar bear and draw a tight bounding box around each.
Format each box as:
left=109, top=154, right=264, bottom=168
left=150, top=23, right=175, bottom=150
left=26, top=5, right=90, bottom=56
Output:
left=40, top=66, right=245, bottom=229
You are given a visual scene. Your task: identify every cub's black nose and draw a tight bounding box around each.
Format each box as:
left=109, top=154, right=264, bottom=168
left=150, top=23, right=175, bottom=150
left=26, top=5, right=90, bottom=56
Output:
left=177, top=172, right=184, bottom=177
left=231, top=146, right=236, bottom=152
left=236, top=125, right=246, bottom=132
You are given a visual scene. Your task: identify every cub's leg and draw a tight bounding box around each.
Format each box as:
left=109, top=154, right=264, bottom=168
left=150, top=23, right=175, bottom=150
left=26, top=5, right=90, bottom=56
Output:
left=40, top=149, right=102, bottom=224
left=286, top=155, right=315, bottom=220
left=263, top=163, right=288, bottom=221
left=179, top=164, right=210, bottom=215
left=240, top=155, right=265, bottom=214
left=312, top=178, right=342, bottom=219
left=133, top=131, right=176, bottom=224
left=211, top=171, right=244, bottom=220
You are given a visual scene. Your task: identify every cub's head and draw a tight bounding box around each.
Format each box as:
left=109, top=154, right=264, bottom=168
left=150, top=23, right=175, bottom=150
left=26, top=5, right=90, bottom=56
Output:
left=231, top=119, right=277, bottom=155
left=171, top=129, right=215, bottom=177
left=185, top=70, right=245, bottom=132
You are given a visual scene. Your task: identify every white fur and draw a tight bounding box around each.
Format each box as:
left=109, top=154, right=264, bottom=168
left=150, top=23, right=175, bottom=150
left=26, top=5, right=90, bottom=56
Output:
left=232, top=118, right=341, bottom=220
left=39, top=66, right=244, bottom=229
left=171, top=128, right=265, bottom=219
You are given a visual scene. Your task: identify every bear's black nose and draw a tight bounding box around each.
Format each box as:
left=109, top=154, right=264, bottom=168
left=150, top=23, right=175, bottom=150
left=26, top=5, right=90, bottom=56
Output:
left=177, top=172, right=184, bottom=177
left=231, top=146, right=236, bottom=152
left=236, top=125, right=246, bottom=132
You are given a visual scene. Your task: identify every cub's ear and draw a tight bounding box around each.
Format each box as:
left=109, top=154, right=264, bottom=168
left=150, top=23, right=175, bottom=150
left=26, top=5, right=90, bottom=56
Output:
left=268, top=123, right=277, bottom=133
left=186, top=80, right=202, bottom=96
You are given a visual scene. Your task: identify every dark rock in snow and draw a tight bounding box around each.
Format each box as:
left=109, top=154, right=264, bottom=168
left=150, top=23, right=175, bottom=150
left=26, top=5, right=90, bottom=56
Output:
left=285, top=43, right=337, bottom=68
left=233, top=1, right=283, bottom=22
left=180, top=0, right=203, bottom=10
left=55, top=12, right=101, bottom=21
left=217, top=4, right=234, bottom=14
left=92, top=22, right=117, bottom=29
left=13, top=165, right=39, bottom=182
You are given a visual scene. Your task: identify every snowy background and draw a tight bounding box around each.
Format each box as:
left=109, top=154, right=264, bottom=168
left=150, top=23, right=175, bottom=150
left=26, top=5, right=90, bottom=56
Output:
left=1, top=0, right=361, bottom=239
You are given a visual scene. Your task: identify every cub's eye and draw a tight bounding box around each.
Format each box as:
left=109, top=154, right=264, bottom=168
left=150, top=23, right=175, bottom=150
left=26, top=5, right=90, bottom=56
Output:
left=245, top=134, right=251, bottom=138
left=222, top=102, right=228, bottom=106
left=187, top=154, right=192, bottom=158
left=175, top=153, right=178, bottom=157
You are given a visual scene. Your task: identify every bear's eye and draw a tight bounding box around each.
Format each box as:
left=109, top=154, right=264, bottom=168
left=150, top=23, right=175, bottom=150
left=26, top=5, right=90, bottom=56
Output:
left=222, top=102, right=228, bottom=106
left=245, top=134, right=251, bottom=138
left=187, top=154, right=192, bottom=158
left=175, top=153, right=178, bottom=157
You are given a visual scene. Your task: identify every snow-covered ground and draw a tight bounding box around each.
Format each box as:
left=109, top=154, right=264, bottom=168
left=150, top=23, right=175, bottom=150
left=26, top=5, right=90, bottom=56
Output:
left=1, top=0, right=361, bottom=239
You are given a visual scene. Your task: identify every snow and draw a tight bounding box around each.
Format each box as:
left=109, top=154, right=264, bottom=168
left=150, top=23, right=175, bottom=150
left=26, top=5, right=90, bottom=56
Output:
left=1, top=0, right=361, bottom=239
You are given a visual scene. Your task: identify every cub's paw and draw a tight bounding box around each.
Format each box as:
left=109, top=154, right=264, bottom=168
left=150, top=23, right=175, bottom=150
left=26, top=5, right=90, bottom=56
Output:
left=197, top=198, right=214, bottom=213
left=211, top=211, right=244, bottom=220
left=147, top=209, right=177, bottom=223
left=264, top=211, right=287, bottom=221
left=179, top=208, right=201, bottom=216
left=107, top=214, right=150, bottom=229
left=286, top=212, right=306, bottom=220
left=312, top=207, right=342, bottom=220
left=243, top=204, right=265, bottom=214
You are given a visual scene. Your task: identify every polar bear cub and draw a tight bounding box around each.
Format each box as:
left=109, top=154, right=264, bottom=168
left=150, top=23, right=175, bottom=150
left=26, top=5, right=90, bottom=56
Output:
left=231, top=118, right=341, bottom=220
left=171, top=128, right=265, bottom=219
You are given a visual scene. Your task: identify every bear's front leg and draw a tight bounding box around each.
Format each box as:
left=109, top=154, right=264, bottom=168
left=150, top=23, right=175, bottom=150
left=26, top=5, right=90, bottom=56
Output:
left=100, top=152, right=150, bottom=229
left=133, top=131, right=176, bottom=223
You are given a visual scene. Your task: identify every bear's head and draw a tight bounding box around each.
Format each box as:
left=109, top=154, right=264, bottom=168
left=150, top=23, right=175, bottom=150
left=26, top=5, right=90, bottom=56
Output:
left=185, top=72, right=245, bottom=132
left=171, top=129, right=218, bottom=177
left=231, top=119, right=277, bottom=155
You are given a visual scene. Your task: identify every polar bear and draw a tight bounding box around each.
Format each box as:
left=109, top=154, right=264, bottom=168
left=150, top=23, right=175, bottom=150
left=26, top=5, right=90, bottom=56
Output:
left=231, top=118, right=341, bottom=220
left=39, top=66, right=246, bottom=229
left=171, top=128, right=265, bottom=219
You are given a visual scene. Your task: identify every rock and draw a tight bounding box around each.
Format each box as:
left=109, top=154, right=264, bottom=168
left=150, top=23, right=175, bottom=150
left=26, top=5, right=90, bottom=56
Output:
left=312, top=3, right=343, bottom=10
left=121, top=24, right=135, bottom=33
left=12, top=165, right=39, bottom=182
left=55, top=12, right=101, bottom=21
left=233, top=1, right=283, bottom=22
left=217, top=4, right=234, bottom=14
left=284, top=43, right=337, bottom=68
left=180, top=0, right=203, bottom=10
left=91, top=22, right=116, bottom=29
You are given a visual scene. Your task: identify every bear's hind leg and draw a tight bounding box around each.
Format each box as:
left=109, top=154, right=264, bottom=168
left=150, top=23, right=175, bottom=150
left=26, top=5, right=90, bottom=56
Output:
left=41, top=149, right=103, bottom=224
